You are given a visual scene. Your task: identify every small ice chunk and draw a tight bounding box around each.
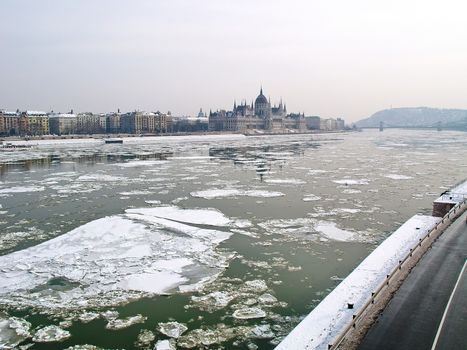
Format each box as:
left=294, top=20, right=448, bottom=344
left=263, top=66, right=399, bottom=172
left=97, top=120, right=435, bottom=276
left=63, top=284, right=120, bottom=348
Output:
left=250, top=324, right=275, bottom=339
left=264, top=179, right=306, bottom=185
left=78, top=312, right=100, bottom=323
left=244, top=280, right=268, bottom=293
left=0, top=186, right=44, bottom=194
left=314, top=222, right=354, bottom=241
left=101, top=310, right=119, bottom=320
left=77, top=174, right=125, bottom=182
left=191, top=291, right=235, bottom=310
left=105, top=315, right=146, bottom=330
left=333, top=179, right=369, bottom=185
left=145, top=200, right=162, bottom=205
left=32, top=325, right=71, bottom=342
left=303, top=194, right=321, bottom=202
left=258, top=293, right=278, bottom=304
left=157, top=321, right=188, bottom=338
left=384, top=174, right=413, bottom=180
left=190, top=189, right=285, bottom=199
left=232, top=307, right=267, bottom=319
left=154, top=339, right=176, bottom=350
left=119, top=190, right=152, bottom=196
left=135, top=329, right=155, bottom=347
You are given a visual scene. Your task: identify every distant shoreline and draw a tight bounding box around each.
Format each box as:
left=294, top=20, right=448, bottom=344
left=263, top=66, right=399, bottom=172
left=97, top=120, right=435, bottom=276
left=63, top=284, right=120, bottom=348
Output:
left=0, top=129, right=350, bottom=143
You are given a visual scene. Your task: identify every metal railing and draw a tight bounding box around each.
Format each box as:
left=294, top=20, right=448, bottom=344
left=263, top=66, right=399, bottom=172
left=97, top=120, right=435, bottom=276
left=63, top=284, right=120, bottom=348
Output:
left=328, top=198, right=467, bottom=350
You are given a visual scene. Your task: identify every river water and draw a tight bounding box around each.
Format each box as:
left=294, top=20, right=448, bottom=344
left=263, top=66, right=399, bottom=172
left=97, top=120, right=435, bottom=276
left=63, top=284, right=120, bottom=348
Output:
left=0, top=130, right=466, bottom=349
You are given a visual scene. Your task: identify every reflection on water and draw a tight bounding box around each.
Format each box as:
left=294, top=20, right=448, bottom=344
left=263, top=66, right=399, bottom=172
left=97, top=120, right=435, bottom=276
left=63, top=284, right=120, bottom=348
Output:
left=209, top=141, right=320, bottom=180
left=0, top=151, right=174, bottom=176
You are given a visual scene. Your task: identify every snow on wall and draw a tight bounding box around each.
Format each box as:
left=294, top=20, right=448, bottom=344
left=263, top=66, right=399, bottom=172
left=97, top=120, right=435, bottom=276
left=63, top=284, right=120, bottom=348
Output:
left=276, top=214, right=441, bottom=350
left=434, top=179, right=467, bottom=204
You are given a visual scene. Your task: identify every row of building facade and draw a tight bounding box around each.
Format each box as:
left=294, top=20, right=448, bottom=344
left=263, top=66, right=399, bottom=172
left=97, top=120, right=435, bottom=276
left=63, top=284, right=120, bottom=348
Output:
left=1, top=89, right=346, bottom=136
left=0, top=110, right=172, bottom=136
left=305, top=116, right=346, bottom=131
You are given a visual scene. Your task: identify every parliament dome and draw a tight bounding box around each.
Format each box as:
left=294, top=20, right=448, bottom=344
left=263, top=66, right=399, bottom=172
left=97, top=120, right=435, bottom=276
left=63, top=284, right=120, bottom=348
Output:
left=255, top=88, right=268, bottom=105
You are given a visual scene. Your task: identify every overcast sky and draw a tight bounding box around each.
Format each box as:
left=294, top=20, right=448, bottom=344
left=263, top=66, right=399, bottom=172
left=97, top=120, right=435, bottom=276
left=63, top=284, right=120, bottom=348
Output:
left=1, top=0, right=466, bottom=121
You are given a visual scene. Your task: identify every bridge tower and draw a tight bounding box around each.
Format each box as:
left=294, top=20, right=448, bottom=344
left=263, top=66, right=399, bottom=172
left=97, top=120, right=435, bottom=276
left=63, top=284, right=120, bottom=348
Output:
left=379, top=121, right=384, bottom=132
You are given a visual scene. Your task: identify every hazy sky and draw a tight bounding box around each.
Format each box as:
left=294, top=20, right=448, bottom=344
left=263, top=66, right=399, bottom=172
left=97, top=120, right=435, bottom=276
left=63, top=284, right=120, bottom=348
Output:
left=1, top=0, right=466, bottom=121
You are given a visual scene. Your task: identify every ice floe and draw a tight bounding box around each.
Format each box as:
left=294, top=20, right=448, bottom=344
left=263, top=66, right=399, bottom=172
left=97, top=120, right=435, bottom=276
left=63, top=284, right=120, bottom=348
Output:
left=78, top=312, right=100, bottom=323
left=177, top=325, right=251, bottom=348
left=191, top=188, right=285, bottom=199
left=333, top=179, right=369, bottom=185
left=154, top=339, right=176, bottom=350
left=384, top=174, right=413, bottom=180
left=244, top=280, right=268, bottom=293
left=144, top=200, right=162, bottom=205
left=0, top=186, right=45, bottom=194
left=232, top=307, right=267, bottom=319
left=118, top=190, right=153, bottom=196
left=191, top=291, right=235, bottom=310
left=126, top=206, right=231, bottom=226
left=259, top=218, right=358, bottom=242
left=0, top=315, right=31, bottom=348
left=264, top=179, right=306, bottom=185
left=115, top=160, right=170, bottom=168
left=250, top=324, right=275, bottom=339
left=314, top=221, right=355, bottom=241
left=302, top=194, right=321, bottom=202
left=157, top=321, right=188, bottom=338
left=0, top=206, right=235, bottom=310
left=77, top=174, right=126, bottom=182
left=105, top=315, right=146, bottom=330
left=32, top=325, right=70, bottom=342
left=135, top=329, right=155, bottom=347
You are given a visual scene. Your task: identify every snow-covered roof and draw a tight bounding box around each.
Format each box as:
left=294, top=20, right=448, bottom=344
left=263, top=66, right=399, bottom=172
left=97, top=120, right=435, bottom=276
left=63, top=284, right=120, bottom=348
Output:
left=26, top=111, right=47, bottom=116
left=49, top=113, right=77, bottom=119
left=0, top=111, right=19, bottom=116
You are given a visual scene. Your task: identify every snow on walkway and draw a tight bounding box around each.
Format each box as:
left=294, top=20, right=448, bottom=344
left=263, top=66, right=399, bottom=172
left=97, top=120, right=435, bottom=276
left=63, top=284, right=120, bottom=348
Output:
left=276, top=214, right=441, bottom=350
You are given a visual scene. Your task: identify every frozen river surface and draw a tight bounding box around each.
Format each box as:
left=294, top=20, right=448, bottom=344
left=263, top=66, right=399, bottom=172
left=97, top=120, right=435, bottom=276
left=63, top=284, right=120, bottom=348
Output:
left=0, top=130, right=466, bottom=349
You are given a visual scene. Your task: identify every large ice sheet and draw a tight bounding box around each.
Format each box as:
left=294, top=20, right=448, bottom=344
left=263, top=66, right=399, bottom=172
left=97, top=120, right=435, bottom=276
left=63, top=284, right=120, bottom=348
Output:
left=126, top=206, right=231, bottom=226
left=0, top=206, right=234, bottom=310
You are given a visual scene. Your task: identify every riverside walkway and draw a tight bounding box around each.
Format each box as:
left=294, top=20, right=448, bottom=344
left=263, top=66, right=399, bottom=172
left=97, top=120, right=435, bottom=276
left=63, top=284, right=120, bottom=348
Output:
left=276, top=180, right=467, bottom=350
left=358, top=211, right=467, bottom=350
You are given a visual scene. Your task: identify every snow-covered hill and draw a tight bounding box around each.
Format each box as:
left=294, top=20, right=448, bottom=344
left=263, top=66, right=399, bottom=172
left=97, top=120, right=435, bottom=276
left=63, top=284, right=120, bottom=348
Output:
left=356, top=107, right=467, bottom=130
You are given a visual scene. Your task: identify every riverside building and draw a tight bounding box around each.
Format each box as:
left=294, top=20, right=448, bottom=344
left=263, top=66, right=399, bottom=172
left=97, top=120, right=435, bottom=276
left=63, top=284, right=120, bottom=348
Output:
left=208, top=88, right=305, bottom=132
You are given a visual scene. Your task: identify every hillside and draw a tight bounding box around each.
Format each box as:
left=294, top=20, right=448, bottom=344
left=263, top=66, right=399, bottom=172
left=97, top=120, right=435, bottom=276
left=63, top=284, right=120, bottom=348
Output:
left=356, top=107, right=467, bottom=130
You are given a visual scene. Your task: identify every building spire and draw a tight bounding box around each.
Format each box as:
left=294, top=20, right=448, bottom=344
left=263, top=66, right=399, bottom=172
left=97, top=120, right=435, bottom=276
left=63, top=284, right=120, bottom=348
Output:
left=260, top=85, right=263, bottom=95
left=233, top=100, right=237, bottom=110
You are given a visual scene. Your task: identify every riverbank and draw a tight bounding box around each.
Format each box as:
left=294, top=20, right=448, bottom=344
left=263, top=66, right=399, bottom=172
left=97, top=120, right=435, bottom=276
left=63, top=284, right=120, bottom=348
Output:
left=0, top=129, right=351, bottom=143
left=276, top=179, right=467, bottom=350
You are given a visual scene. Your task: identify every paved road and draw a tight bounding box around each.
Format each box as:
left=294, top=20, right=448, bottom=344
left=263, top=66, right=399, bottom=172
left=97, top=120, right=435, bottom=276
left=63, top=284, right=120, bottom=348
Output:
left=359, top=212, right=467, bottom=350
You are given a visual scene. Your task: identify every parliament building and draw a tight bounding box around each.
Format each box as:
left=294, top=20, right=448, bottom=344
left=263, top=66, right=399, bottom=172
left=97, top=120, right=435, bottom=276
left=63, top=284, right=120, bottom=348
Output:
left=208, top=88, right=305, bottom=132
